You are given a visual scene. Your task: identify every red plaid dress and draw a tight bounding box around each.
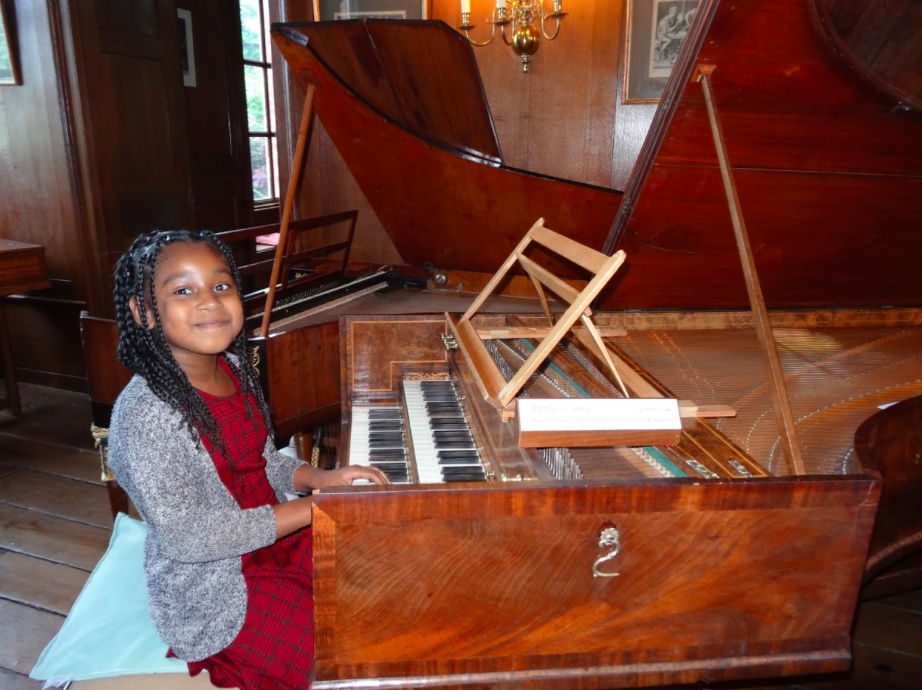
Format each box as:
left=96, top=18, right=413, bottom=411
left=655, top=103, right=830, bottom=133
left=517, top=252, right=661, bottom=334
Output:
left=177, top=359, right=314, bottom=689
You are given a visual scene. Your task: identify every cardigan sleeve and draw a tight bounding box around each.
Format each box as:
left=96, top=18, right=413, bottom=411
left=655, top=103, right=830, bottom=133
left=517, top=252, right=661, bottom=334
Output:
left=109, top=384, right=278, bottom=563
left=261, top=439, right=308, bottom=500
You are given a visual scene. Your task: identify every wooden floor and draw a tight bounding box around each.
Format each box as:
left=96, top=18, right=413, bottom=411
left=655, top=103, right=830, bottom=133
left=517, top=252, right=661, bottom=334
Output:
left=0, top=381, right=920, bottom=690
left=0, top=382, right=112, bottom=689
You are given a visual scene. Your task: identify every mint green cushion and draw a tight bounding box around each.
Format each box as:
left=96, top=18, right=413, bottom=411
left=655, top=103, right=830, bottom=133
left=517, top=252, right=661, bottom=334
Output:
left=30, top=513, right=186, bottom=683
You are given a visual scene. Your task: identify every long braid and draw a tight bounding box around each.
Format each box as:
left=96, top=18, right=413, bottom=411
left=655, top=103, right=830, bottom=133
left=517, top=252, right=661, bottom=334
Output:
left=114, top=230, right=272, bottom=452
left=207, top=237, right=273, bottom=429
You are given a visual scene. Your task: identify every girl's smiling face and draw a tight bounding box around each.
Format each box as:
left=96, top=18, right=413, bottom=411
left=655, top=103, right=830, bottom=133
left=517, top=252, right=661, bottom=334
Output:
left=130, top=241, right=244, bottom=369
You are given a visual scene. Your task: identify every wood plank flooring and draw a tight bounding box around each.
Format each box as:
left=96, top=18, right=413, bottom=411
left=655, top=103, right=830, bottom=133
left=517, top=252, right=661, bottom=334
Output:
left=0, top=381, right=920, bottom=689
left=0, top=383, right=112, bottom=687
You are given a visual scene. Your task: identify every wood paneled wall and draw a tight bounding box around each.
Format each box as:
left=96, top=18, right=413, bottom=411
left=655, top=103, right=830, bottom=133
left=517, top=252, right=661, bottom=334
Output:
left=1, top=0, right=194, bottom=389
left=1, top=0, right=251, bottom=391
left=180, top=0, right=254, bottom=232
left=0, top=0, right=92, bottom=389
left=448, top=0, right=622, bottom=188
left=276, top=0, right=651, bottom=266
left=1, top=0, right=654, bottom=390
left=274, top=1, right=404, bottom=267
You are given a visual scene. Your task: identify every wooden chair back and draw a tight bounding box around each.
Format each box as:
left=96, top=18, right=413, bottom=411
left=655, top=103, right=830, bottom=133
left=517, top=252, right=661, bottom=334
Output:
left=217, top=211, right=359, bottom=315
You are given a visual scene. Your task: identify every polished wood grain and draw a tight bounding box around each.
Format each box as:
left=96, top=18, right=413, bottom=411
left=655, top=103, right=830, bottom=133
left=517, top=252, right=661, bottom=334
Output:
left=0, top=471, right=111, bottom=529
left=182, top=0, right=253, bottom=232
left=603, top=0, right=922, bottom=311
left=280, top=1, right=629, bottom=273
left=259, top=319, right=341, bottom=437
left=855, top=396, right=922, bottom=598
left=330, top=312, right=902, bottom=688
left=0, top=598, right=64, bottom=676
left=0, top=435, right=102, bottom=484
left=0, top=0, right=91, bottom=389
left=64, top=0, right=193, bottom=319
left=1, top=372, right=920, bottom=689
left=272, top=21, right=623, bottom=278
left=0, top=382, right=112, bottom=688
left=298, top=19, right=501, bottom=163
left=434, top=0, right=624, bottom=187
left=0, top=241, right=52, bottom=414
left=0, top=551, right=90, bottom=616
left=0, top=501, right=110, bottom=572
left=79, top=314, right=131, bottom=409
left=0, top=241, right=51, bottom=298
left=814, top=0, right=922, bottom=112
left=312, top=478, right=877, bottom=688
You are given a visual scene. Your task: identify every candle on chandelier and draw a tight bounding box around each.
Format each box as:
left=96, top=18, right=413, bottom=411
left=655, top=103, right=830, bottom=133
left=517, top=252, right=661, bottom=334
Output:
left=497, top=0, right=506, bottom=8
left=461, top=0, right=471, bottom=14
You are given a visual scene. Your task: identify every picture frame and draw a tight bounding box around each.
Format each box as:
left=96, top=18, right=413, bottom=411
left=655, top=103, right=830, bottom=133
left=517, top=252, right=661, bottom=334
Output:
left=622, top=0, right=699, bottom=104
left=0, top=0, right=21, bottom=86
left=313, top=0, right=429, bottom=22
left=176, top=8, right=196, bottom=87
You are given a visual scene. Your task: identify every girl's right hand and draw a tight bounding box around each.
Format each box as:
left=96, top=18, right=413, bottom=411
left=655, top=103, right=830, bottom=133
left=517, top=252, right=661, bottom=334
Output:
left=322, top=465, right=390, bottom=487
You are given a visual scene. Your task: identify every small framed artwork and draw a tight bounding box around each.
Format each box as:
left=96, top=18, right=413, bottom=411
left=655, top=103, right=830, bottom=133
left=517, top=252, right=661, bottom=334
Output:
left=0, top=0, right=22, bottom=86
left=176, top=8, right=196, bottom=87
left=622, top=0, right=699, bottom=104
left=313, top=0, right=429, bottom=21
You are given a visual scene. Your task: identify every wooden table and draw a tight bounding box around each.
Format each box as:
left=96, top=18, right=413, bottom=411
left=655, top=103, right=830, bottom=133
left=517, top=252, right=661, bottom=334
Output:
left=0, top=239, right=52, bottom=415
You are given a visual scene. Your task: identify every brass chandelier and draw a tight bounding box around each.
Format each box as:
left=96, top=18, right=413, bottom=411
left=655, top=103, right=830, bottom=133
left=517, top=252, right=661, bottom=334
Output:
left=459, top=1, right=568, bottom=73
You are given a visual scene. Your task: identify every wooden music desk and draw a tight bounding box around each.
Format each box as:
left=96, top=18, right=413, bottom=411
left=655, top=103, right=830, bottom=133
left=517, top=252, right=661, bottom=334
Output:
left=0, top=239, right=52, bottom=415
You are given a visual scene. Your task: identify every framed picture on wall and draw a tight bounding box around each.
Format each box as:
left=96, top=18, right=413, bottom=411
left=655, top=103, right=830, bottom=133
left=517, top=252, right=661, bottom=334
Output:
left=313, top=1, right=430, bottom=21
left=622, top=0, right=699, bottom=104
left=0, top=0, right=22, bottom=86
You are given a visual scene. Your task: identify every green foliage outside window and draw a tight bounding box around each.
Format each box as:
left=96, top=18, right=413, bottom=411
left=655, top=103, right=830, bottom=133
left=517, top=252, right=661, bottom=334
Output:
left=240, top=0, right=277, bottom=202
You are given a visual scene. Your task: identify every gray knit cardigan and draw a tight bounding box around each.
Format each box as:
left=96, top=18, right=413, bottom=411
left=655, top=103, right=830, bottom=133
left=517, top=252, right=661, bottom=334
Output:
left=108, top=372, right=306, bottom=661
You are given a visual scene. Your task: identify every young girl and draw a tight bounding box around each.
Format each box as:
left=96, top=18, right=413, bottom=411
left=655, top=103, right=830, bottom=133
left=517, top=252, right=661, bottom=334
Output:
left=108, top=230, right=388, bottom=690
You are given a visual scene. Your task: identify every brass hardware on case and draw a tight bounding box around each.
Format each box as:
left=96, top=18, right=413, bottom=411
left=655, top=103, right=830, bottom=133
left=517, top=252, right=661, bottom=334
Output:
left=441, top=333, right=458, bottom=351
left=247, top=346, right=261, bottom=375
left=592, top=526, right=621, bottom=578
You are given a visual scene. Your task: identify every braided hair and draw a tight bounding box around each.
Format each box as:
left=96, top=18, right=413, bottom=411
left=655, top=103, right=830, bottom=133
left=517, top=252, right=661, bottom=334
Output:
left=113, top=230, right=272, bottom=450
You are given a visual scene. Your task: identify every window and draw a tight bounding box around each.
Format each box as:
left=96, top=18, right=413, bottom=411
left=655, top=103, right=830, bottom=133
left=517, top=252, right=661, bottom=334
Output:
left=240, top=0, right=280, bottom=204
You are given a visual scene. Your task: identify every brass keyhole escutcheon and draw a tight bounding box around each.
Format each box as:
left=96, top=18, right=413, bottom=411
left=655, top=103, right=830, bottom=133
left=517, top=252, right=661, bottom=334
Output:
left=592, top=526, right=621, bottom=578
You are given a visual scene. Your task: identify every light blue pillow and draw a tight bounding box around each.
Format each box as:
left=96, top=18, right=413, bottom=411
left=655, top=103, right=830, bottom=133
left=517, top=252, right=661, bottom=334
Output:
left=30, top=513, right=186, bottom=684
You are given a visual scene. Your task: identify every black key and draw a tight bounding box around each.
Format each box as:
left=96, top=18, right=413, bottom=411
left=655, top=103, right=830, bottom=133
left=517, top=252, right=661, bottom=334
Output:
left=369, top=420, right=401, bottom=429
left=434, top=440, right=475, bottom=449
left=429, top=416, right=467, bottom=425
left=371, top=439, right=401, bottom=446
left=443, top=473, right=487, bottom=483
left=369, top=409, right=402, bottom=420
left=441, top=464, right=484, bottom=474
left=370, top=440, right=404, bottom=449
left=426, top=411, right=464, bottom=419
left=370, top=461, right=408, bottom=471
left=429, top=421, right=468, bottom=430
left=420, top=381, right=454, bottom=390
left=370, top=450, right=406, bottom=460
left=369, top=432, right=403, bottom=442
left=438, top=455, right=481, bottom=465
left=426, top=404, right=461, bottom=413
left=438, top=449, right=479, bottom=459
left=432, top=433, right=473, bottom=443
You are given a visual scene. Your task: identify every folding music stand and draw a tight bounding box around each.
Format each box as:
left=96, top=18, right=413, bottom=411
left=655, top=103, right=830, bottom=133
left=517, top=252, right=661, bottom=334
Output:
left=446, top=218, right=628, bottom=414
